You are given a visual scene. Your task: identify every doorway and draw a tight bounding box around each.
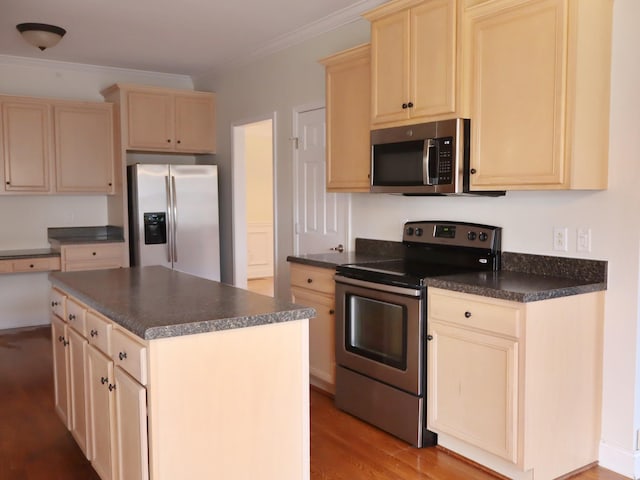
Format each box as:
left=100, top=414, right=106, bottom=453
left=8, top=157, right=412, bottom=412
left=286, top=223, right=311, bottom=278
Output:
left=232, top=116, right=275, bottom=296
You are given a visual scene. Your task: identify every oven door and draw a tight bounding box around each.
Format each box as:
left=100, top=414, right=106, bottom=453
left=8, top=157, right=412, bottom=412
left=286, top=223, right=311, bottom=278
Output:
left=335, top=275, right=424, bottom=395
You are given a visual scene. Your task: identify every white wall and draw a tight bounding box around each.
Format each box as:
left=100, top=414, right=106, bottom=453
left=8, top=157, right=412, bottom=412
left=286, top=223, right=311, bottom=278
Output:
left=0, top=56, right=193, bottom=329
left=196, top=1, right=640, bottom=477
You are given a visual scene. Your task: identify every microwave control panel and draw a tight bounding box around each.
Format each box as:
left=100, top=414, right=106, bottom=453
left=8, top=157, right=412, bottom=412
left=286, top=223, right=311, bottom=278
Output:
left=434, top=137, right=453, bottom=185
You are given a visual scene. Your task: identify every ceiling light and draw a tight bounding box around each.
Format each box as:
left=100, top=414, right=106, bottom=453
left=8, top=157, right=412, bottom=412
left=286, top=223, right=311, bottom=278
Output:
left=16, top=23, right=66, bottom=51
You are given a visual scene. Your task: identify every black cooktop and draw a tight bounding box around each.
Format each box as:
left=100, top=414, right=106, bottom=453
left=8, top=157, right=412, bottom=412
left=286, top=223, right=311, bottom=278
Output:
left=336, top=221, right=502, bottom=289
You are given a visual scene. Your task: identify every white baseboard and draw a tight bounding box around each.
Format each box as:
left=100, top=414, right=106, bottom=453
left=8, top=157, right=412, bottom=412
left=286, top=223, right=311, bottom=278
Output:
left=598, top=441, right=637, bottom=479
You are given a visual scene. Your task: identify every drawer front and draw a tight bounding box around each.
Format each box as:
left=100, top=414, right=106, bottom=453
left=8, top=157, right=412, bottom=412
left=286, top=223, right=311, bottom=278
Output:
left=290, top=263, right=335, bottom=295
left=64, top=243, right=123, bottom=262
left=111, top=328, right=147, bottom=385
left=66, top=297, right=87, bottom=336
left=0, top=260, right=13, bottom=273
left=50, top=289, right=66, bottom=319
left=12, top=257, right=60, bottom=273
left=429, top=289, right=522, bottom=338
left=86, top=310, right=112, bottom=355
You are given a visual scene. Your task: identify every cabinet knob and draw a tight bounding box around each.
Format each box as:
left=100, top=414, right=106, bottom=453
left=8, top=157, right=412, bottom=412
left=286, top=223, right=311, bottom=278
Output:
left=58, top=335, right=64, bottom=343
left=5, top=181, right=10, bottom=185
left=470, top=168, right=477, bottom=174
left=177, top=140, right=181, bottom=144
left=464, top=311, right=472, bottom=318
left=426, top=334, right=433, bottom=341
left=167, top=139, right=171, bottom=143
left=68, top=314, right=76, bottom=321
left=29, top=264, right=34, bottom=268
left=92, top=252, right=97, bottom=256
left=101, top=376, right=108, bottom=385
left=307, top=278, right=313, bottom=284
left=402, top=103, right=408, bottom=109
left=108, top=384, right=116, bottom=392
left=108, top=182, right=112, bottom=187
left=90, top=329, right=98, bottom=337
left=329, top=309, right=335, bottom=315
left=63, top=339, right=69, bottom=346
left=51, top=301, right=58, bottom=307
left=119, top=351, right=127, bottom=361
left=407, top=102, right=414, bottom=108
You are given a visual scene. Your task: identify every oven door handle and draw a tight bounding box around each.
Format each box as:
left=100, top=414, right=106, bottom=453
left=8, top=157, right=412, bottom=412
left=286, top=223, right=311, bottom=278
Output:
left=334, top=275, right=422, bottom=297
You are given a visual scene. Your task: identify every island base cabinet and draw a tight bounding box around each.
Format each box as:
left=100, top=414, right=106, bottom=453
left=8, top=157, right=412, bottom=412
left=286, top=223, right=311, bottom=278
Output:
left=87, top=345, right=117, bottom=480
left=114, top=367, right=149, bottom=480
left=146, top=320, right=310, bottom=480
left=52, top=315, right=70, bottom=428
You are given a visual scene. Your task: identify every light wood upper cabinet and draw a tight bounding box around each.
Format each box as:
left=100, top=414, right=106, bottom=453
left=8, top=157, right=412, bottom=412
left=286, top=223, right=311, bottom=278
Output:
left=54, top=103, right=115, bottom=193
left=2, top=99, right=51, bottom=192
left=320, top=44, right=371, bottom=192
left=103, top=84, right=216, bottom=154
left=465, top=0, right=613, bottom=190
left=365, top=0, right=459, bottom=127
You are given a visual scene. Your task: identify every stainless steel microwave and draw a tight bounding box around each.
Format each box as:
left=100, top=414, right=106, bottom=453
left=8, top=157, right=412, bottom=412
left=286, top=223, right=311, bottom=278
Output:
left=370, top=118, right=504, bottom=196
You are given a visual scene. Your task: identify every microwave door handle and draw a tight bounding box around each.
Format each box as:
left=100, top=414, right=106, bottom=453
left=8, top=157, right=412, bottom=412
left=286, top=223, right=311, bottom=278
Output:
left=423, top=139, right=435, bottom=185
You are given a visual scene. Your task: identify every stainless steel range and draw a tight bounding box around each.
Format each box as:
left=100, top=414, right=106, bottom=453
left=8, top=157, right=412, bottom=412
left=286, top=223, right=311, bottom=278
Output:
left=334, top=220, right=501, bottom=447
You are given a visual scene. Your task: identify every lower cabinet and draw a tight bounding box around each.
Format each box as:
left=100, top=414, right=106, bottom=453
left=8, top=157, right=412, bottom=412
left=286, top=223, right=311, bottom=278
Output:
left=427, top=287, right=604, bottom=479
left=289, top=263, right=336, bottom=393
left=68, top=327, right=90, bottom=457
left=60, top=243, right=126, bottom=272
left=51, top=314, right=70, bottom=427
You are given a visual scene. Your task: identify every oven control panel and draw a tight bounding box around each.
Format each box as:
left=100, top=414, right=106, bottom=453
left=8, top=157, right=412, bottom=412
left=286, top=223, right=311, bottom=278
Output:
left=403, top=221, right=501, bottom=251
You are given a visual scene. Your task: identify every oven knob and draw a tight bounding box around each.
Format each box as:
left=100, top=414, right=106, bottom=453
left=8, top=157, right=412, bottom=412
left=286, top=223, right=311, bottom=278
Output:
left=406, top=227, right=414, bottom=236
left=479, top=232, right=489, bottom=242
left=467, top=231, right=477, bottom=241
left=414, top=227, right=423, bottom=236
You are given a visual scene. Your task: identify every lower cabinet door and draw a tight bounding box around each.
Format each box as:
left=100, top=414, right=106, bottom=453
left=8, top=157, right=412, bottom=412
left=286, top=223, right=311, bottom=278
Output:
left=115, top=367, right=149, bottom=480
left=68, top=328, right=90, bottom=459
left=87, top=345, right=116, bottom=480
left=52, top=315, right=70, bottom=428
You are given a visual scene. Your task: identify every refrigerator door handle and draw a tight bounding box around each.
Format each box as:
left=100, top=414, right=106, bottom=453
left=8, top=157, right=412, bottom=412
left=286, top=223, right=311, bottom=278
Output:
left=171, top=175, right=178, bottom=263
left=165, top=176, right=173, bottom=263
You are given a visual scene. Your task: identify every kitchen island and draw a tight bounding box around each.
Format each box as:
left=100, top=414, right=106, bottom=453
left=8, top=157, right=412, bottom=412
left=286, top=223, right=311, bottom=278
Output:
left=49, top=266, right=314, bottom=480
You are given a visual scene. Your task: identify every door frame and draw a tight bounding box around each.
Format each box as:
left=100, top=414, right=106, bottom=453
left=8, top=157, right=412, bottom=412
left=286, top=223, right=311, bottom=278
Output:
left=292, top=102, right=351, bottom=255
left=231, top=112, right=277, bottom=290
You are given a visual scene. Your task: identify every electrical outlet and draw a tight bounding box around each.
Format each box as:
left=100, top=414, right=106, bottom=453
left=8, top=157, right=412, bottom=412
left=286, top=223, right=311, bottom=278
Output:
left=577, top=227, right=592, bottom=252
left=553, top=227, right=568, bottom=252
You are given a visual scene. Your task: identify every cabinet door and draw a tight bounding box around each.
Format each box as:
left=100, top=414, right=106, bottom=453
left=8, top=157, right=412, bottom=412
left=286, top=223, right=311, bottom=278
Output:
left=291, top=287, right=335, bottom=390
left=2, top=100, right=51, bottom=192
left=52, top=315, right=70, bottom=428
left=323, top=45, right=371, bottom=192
left=410, top=0, right=457, bottom=118
left=68, top=328, right=90, bottom=459
left=54, top=104, right=115, bottom=193
left=467, top=0, right=566, bottom=189
left=370, top=9, right=411, bottom=125
left=115, top=367, right=149, bottom=480
left=427, top=320, right=518, bottom=462
left=87, top=345, right=116, bottom=480
left=126, top=90, right=174, bottom=151
left=174, top=94, right=216, bottom=153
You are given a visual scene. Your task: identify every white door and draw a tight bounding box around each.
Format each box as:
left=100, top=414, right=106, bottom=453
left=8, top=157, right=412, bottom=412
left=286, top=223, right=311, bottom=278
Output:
left=294, top=107, right=348, bottom=255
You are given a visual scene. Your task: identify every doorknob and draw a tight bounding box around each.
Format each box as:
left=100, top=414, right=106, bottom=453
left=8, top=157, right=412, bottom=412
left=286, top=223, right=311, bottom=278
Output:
left=330, top=244, right=344, bottom=253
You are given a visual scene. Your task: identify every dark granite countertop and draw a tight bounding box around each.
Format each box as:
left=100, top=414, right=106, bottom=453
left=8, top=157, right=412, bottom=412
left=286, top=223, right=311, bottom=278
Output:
left=49, top=266, right=315, bottom=340
left=48, top=226, right=125, bottom=247
left=0, top=248, right=60, bottom=260
left=286, top=239, right=607, bottom=303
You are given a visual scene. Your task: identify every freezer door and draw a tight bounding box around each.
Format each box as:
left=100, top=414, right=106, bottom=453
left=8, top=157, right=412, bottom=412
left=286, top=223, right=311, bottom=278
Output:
left=170, top=165, right=220, bottom=281
left=128, top=164, right=172, bottom=269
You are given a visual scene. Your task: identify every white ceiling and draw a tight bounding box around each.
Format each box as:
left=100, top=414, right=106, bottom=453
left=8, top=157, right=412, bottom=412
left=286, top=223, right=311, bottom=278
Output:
left=0, top=0, right=386, bottom=77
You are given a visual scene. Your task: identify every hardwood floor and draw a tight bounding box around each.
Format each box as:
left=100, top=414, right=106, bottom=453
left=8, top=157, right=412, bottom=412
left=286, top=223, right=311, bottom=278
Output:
left=0, top=326, right=628, bottom=480
left=247, top=276, right=274, bottom=296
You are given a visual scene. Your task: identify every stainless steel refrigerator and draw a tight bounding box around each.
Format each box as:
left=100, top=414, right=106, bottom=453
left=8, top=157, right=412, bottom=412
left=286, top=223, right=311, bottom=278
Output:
left=127, top=164, right=220, bottom=281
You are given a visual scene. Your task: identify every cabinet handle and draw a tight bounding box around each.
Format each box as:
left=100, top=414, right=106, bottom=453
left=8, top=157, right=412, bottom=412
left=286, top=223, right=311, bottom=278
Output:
left=470, top=168, right=477, bottom=175
left=329, top=309, right=335, bottom=315
left=68, top=314, right=76, bottom=321
left=90, top=329, right=98, bottom=337
left=108, top=384, right=116, bottom=392
left=307, top=278, right=313, bottom=284
left=119, top=351, right=127, bottom=361
left=426, top=334, right=433, bottom=341
left=100, top=376, right=108, bottom=385
left=464, top=311, right=472, bottom=318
